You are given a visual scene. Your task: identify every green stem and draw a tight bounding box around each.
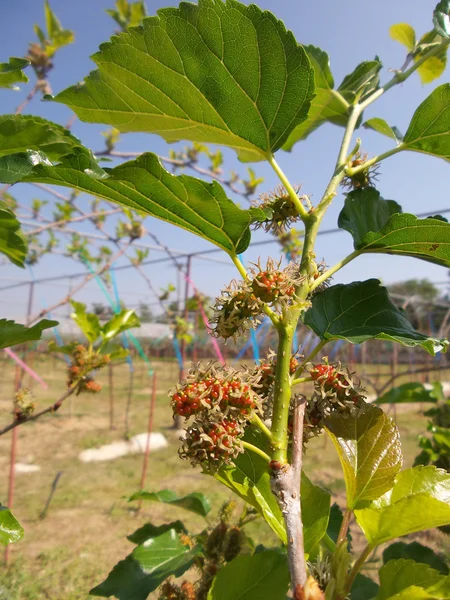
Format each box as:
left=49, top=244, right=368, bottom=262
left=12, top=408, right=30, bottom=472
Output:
left=268, top=154, right=308, bottom=220
left=231, top=254, right=280, bottom=327
left=251, top=412, right=273, bottom=440
left=336, top=508, right=352, bottom=546
left=310, top=249, right=361, bottom=292
left=270, top=323, right=296, bottom=464
left=291, top=376, right=314, bottom=386
left=242, top=441, right=271, bottom=463
left=358, top=38, right=450, bottom=112
left=343, top=544, right=372, bottom=598
left=345, top=146, right=403, bottom=176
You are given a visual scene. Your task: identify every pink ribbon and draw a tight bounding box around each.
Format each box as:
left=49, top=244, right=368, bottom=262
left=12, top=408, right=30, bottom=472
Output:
left=4, top=348, right=48, bottom=389
left=184, top=274, right=226, bottom=366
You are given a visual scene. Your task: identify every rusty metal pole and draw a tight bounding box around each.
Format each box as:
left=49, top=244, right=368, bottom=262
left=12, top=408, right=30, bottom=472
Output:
left=174, top=256, right=192, bottom=430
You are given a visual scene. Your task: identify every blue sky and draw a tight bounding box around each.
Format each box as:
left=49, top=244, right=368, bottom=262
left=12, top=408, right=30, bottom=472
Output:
left=0, top=0, right=449, bottom=320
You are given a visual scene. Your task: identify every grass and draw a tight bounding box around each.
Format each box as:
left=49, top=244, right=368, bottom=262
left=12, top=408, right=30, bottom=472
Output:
left=0, top=353, right=448, bottom=598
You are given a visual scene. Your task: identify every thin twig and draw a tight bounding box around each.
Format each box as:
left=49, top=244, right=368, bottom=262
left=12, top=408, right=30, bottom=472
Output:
left=0, top=382, right=81, bottom=437
left=15, top=84, right=38, bottom=115
left=26, top=242, right=132, bottom=325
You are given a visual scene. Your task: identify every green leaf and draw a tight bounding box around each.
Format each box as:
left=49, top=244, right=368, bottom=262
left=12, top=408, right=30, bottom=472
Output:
left=351, top=574, right=379, bottom=600
left=339, top=188, right=450, bottom=268
left=0, top=115, right=80, bottom=160
left=51, top=0, right=315, bottom=162
left=356, top=213, right=450, bottom=268
left=207, top=550, right=290, bottom=600
left=283, top=45, right=350, bottom=148
left=0, top=505, right=24, bottom=545
left=48, top=340, right=77, bottom=356
left=401, top=84, right=450, bottom=160
left=434, top=1, right=450, bottom=38
left=0, top=57, right=29, bottom=89
left=389, top=23, right=416, bottom=51
left=45, top=0, right=63, bottom=40
left=338, top=188, right=402, bottom=247
left=214, top=428, right=287, bottom=543
left=363, top=118, right=403, bottom=143
left=0, top=318, right=58, bottom=349
left=0, top=149, right=264, bottom=256
left=100, top=309, right=140, bottom=343
left=303, top=279, right=447, bottom=356
left=70, top=300, right=101, bottom=343
left=127, top=521, right=187, bottom=545
left=383, top=542, right=449, bottom=575
left=300, top=472, right=331, bottom=553
left=325, top=403, right=402, bottom=509
left=43, top=0, right=74, bottom=56
left=337, top=59, right=382, bottom=102
left=376, top=382, right=439, bottom=405
left=90, top=529, right=200, bottom=599
left=0, top=200, right=27, bottom=267
left=355, top=465, right=450, bottom=546
left=215, top=427, right=330, bottom=551
left=129, top=489, right=211, bottom=517
left=376, top=559, right=450, bottom=600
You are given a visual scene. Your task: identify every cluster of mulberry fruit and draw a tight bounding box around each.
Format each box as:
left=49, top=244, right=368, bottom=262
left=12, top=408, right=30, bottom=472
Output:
left=210, top=259, right=305, bottom=341
left=300, top=361, right=367, bottom=442
left=251, top=185, right=306, bottom=234
left=67, top=344, right=110, bottom=394
left=171, top=363, right=263, bottom=471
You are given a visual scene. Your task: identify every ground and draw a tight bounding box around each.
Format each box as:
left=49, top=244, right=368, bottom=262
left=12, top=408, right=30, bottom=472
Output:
left=0, top=354, right=448, bottom=599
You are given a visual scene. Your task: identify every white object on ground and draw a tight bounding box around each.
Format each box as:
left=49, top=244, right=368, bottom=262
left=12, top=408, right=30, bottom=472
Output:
left=79, top=432, right=168, bottom=463
left=15, top=463, right=40, bottom=473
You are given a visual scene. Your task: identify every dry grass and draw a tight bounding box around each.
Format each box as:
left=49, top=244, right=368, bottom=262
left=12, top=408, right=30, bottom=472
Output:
left=0, top=354, right=448, bottom=599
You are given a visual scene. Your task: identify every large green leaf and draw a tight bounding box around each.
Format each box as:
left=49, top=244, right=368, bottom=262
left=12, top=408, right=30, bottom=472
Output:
left=0, top=505, right=24, bottom=545
left=434, top=1, right=450, bottom=38
left=51, top=0, right=315, bottom=162
left=338, top=188, right=402, bottom=247
left=383, top=542, right=449, bottom=575
left=0, top=318, right=58, bottom=349
left=283, top=45, right=350, bottom=148
left=207, top=550, right=290, bottom=600
left=214, top=428, right=287, bottom=543
left=129, top=489, right=211, bottom=517
left=303, top=279, right=447, bottom=356
left=283, top=51, right=381, bottom=149
left=0, top=148, right=264, bottom=256
left=376, top=559, right=450, bottom=600
left=325, top=403, right=402, bottom=509
left=363, top=118, right=403, bottom=143
left=0, top=115, right=80, bottom=160
left=355, top=465, right=450, bottom=546
left=127, top=521, right=187, bottom=545
left=375, top=382, right=440, bottom=405
left=356, top=214, right=450, bottom=268
left=100, top=309, right=140, bottom=343
left=0, top=57, right=29, bottom=89
left=351, top=574, right=379, bottom=600
left=401, top=84, right=450, bottom=160
left=70, top=300, right=101, bottom=344
left=337, top=59, right=382, bottom=103
left=0, top=200, right=27, bottom=267
left=339, top=188, right=450, bottom=267
left=90, top=529, right=200, bottom=599
left=215, top=427, right=330, bottom=551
